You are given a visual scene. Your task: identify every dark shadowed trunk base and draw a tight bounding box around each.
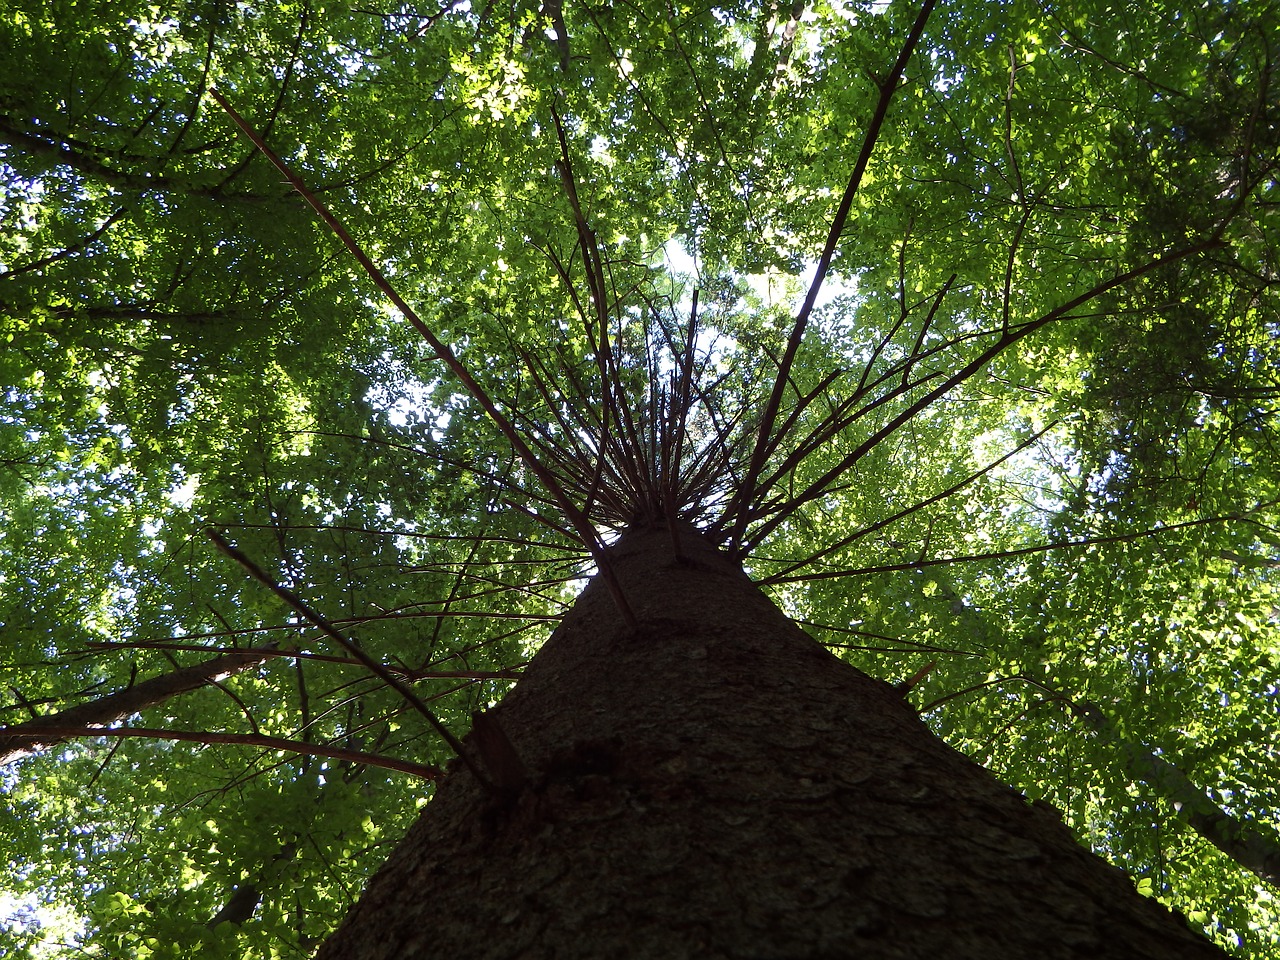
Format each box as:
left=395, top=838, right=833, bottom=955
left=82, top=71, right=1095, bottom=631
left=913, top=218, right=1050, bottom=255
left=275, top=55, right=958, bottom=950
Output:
left=316, top=524, right=1225, bottom=959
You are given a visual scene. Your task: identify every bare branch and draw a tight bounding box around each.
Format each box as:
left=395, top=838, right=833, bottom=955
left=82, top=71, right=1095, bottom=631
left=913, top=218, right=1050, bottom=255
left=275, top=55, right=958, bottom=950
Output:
left=741, top=236, right=1226, bottom=551
left=760, top=422, right=1058, bottom=582
left=770, top=509, right=1254, bottom=584
left=206, top=528, right=493, bottom=789
left=729, top=0, right=939, bottom=552
left=208, top=88, right=635, bottom=628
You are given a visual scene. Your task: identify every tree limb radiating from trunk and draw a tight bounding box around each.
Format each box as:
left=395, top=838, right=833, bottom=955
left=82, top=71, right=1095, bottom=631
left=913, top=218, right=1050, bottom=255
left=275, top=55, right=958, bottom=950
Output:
left=0, top=647, right=273, bottom=766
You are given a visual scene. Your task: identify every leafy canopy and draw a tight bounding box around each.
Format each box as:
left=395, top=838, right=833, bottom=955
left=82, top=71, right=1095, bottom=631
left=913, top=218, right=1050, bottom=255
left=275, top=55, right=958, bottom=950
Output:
left=1, top=0, right=1278, bottom=956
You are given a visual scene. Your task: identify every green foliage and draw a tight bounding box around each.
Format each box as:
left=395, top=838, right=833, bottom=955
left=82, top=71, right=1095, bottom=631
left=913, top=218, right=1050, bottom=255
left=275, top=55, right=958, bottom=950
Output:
left=2, top=0, right=1279, bottom=956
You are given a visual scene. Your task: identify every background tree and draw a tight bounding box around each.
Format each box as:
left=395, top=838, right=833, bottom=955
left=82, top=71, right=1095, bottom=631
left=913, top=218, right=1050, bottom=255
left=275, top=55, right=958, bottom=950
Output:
left=1, top=0, right=1278, bottom=956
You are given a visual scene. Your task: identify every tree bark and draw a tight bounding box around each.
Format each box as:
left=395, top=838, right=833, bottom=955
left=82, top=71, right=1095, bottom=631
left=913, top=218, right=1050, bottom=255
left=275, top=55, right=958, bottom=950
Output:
left=315, top=523, right=1226, bottom=959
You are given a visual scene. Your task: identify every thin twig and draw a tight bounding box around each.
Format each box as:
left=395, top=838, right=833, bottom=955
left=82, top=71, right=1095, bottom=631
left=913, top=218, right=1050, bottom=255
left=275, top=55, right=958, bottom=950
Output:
left=761, top=422, right=1057, bottom=581
left=769, top=509, right=1252, bottom=584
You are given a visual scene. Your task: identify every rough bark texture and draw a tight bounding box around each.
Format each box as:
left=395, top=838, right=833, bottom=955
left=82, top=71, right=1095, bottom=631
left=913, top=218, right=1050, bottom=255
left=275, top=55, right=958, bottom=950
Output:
left=316, top=523, right=1226, bottom=959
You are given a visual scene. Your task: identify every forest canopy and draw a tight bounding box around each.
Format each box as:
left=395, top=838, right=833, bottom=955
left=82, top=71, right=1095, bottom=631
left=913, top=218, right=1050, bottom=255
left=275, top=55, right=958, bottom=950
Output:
left=1, top=0, right=1278, bottom=956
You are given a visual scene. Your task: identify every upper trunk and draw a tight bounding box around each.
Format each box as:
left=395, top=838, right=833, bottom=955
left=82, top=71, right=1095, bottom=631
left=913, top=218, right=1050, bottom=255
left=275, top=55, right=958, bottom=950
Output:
left=316, top=522, right=1225, bottom=959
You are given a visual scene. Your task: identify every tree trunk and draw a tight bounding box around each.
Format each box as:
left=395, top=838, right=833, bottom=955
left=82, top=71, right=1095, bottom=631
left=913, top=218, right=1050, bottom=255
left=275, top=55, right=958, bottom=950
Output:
left=315, top=523, right=1225, bottom=959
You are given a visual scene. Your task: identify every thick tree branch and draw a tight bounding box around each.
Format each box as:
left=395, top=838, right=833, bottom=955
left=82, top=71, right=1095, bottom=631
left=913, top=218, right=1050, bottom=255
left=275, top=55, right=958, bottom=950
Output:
left=0, top=647, right=273, bottom=765
left=1072, top=699, right=1280, bottom=888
